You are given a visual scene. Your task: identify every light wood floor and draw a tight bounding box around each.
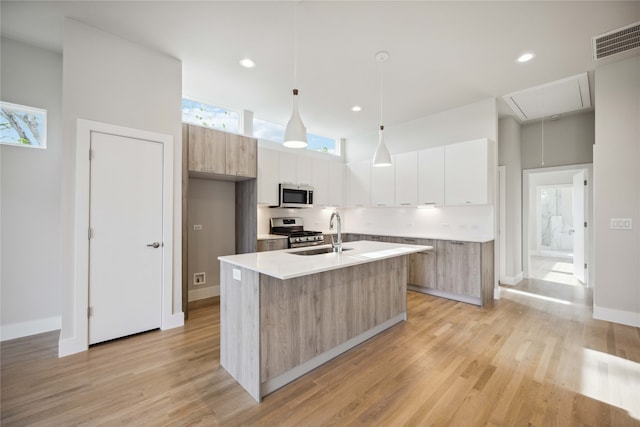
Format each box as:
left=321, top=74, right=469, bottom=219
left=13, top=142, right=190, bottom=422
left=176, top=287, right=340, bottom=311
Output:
left=2, top=284, right=639, bottom=426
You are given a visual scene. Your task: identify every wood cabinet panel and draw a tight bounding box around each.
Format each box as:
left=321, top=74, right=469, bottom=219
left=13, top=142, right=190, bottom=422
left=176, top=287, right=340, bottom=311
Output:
left=436, top=240, right=481, bottom=297
left=188, top=125, right=226, bottom=174
left=257, top=238, right=287, bottom=252
left=403, top=238, right=436, bottom=288
left=226, top=133, right=257, bottom=178
left=260, top=256, right=407, bottom=383
left=187, top=124, right=257, bottom=179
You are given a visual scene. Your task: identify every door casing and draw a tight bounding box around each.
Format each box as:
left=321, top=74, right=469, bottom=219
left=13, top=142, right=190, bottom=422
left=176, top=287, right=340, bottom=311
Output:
left=59, top=119, right=181, bottom=357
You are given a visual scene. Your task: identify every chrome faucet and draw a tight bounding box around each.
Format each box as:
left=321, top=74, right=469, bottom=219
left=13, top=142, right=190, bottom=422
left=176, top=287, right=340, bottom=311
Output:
left=329, top=210, right=343, bottom=253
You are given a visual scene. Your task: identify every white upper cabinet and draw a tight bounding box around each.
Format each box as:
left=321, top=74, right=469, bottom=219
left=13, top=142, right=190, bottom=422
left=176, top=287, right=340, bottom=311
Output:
left=296, top=156, right=313, bottom=186
left=314, top=160, right=345, bottom=207
left=327, top=162, right=345, bottom=207
left=444, top=138, right=493, bottom=205
left=371, top=163, right=395, bottom=207
left=278, top=152, right=297, bottom=184
left=395, top=152, right=418, bottom=207
left=312, top=158, right=329, bottom=207
left=418, top=145, right=445, bottom=206
left=257, top=147, right=279, bottom=206
left=347, top=160, right=371, bottom=207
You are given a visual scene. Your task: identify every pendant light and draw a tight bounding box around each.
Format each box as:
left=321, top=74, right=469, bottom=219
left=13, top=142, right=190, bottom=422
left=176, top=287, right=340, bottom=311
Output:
left=373, top=51, right=391, bottom=167
left=283, top=1, right=307, bottom=148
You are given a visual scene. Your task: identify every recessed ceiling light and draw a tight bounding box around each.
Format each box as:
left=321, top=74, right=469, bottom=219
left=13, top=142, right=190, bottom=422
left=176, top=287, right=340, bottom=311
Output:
left=240, top=58, right=256, bottom=68
left=517, top=52, right=535, bottom=63
left=351, top=106, right=362, bottom=112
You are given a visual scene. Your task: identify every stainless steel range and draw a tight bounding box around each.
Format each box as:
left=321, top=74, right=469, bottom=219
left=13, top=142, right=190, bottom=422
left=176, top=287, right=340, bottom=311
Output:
left=270, top=217, right=324, bottom=248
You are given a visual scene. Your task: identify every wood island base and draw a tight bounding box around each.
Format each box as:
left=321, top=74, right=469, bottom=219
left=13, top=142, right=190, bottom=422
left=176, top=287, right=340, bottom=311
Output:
left=220, top=255, right=408, bottom=402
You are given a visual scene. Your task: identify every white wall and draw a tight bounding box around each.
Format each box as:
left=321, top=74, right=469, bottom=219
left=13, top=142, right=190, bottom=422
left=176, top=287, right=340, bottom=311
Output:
left=0, top=37, right=63, bottom=340
left=593, top=55, right=640, bottom=327
left=345, top=98, right=498, bottom=162
left=60, top=19, right=183, bottom=354
left=498, top=117, right=522, bottom=284
left=188, top=178, right=235, bottom=300
left=522, top=112, right=594, bottom=170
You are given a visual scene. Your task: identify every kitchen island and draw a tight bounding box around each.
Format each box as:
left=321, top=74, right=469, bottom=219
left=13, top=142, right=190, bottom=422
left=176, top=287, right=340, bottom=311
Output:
left=218, top=240, right=432, bottom=402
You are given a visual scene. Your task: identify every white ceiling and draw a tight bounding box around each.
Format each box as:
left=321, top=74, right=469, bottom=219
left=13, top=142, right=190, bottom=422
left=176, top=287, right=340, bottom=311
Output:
left=2, top=1, right=639, bottom=140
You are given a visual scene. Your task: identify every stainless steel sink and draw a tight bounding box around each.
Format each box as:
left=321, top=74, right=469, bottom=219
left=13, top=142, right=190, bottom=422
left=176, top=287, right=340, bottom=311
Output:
left=289, top=247, right=353, bottom=256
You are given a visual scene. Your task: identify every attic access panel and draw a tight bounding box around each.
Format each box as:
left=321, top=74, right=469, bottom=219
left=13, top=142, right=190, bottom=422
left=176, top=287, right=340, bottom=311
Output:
left=502, top=73, right=591, bottom=122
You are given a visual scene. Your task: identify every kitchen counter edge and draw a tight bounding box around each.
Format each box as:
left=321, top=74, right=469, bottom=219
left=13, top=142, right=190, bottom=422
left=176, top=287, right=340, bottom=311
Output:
left=218, top=241, right=432, bottom=281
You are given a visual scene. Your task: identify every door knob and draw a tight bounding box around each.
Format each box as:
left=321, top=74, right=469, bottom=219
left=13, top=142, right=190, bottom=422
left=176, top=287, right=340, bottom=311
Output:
left=146, top=242, right=161, bottom=248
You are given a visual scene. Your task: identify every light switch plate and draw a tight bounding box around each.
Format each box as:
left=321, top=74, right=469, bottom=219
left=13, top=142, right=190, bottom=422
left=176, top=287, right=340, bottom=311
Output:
left=232, top=268, right=241, bottom=281
left=610, top=218, right=632, bottom=230
left=193, top=224, right=203, bottom=231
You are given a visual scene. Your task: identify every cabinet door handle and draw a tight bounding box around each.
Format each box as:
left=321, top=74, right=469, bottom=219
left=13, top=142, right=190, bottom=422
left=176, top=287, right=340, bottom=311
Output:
left=400, top=203, right=411, bottom=206
left=450, top=241, right=465, bottom=245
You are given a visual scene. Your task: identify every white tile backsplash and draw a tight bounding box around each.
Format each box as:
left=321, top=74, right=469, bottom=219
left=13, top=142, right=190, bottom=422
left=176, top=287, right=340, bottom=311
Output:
left=258, top=205, right=494, bottom=242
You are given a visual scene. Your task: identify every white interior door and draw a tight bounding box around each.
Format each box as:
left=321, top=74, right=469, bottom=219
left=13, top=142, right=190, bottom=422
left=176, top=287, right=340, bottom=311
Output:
left=572, top=171, right=586, bottom=283
left=89, top=132, right=163, bottom=344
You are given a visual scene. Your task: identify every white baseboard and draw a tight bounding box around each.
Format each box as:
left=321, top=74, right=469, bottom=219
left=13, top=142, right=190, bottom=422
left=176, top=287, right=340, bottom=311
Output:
left=500, top=272, right=523, bottom=286
left=162, top=312, right=185, bottom=330
left=1, top=316, right=61, bottom=342
left=494, top=286, right=501, bottom=300
left=593, top=305, right=640, bottom=328
left=189, top=285, right=219, bottom=302
left=58, top=335, right=88, bottom=357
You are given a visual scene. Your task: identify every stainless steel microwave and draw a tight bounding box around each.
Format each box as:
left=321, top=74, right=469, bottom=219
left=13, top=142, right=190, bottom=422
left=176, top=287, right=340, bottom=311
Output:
left=278, top=183, right=314, bottom=208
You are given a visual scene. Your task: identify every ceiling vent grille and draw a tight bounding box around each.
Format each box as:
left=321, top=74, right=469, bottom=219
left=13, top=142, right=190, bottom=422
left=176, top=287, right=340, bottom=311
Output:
left=592, top=21, right=640, bottom=61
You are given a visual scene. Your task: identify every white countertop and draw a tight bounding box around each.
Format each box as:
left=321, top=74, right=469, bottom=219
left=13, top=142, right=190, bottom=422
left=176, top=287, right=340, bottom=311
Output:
left=218, top=240, right=432, bottom=280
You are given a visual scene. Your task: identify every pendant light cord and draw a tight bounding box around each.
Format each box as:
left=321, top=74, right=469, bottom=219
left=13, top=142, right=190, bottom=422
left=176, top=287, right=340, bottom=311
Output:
left=541, top=88, right=545, bottom=166
left=379, top=55, right=384, bottom=126
left=293, top=1, right=298, bottom=88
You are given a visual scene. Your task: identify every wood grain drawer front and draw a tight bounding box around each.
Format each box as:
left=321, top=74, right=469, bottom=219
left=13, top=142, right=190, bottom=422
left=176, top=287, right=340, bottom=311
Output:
left=436, top=240, right=481, bottom=297
left=257, top=239, right=287, bottom=252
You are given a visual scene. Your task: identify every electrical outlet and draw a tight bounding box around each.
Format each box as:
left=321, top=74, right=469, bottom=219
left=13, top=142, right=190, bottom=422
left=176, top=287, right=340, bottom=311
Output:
left=232, top=268, right=241, bottom=281
left=193, top=272, right=206, bottom=285
left=193, top=224, right=203, bottom=231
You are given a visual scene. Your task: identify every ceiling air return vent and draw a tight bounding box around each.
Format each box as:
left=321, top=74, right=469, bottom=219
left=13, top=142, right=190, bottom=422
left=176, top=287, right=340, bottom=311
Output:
left=592, top=21, right=640, bottom=61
